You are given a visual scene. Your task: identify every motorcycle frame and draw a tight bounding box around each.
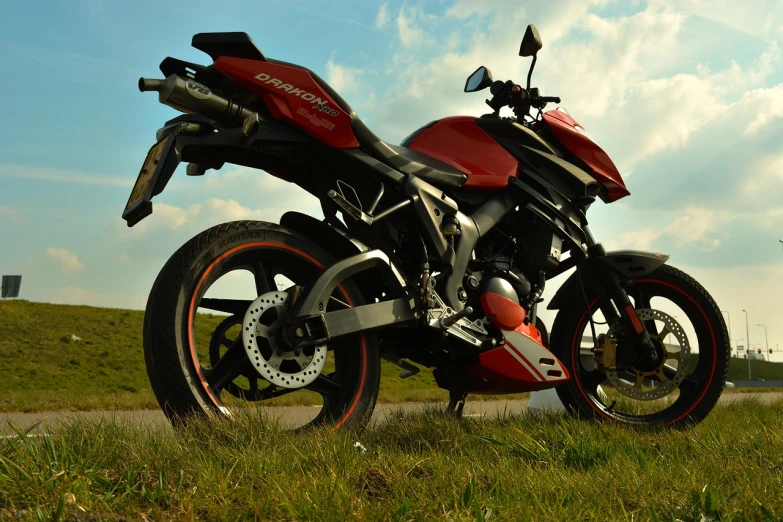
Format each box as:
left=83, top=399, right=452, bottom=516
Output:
left=142, top=109, right=669, bottom=352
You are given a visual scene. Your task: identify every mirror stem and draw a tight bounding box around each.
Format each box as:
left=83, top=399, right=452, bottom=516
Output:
left=526, top=55, right=537, bottom=91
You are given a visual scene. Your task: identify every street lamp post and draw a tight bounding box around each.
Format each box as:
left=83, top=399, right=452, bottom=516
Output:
left=743, top=309, right=751, bottom=379
left=757, top=324, right=769, bottom=362
left=721, top=310, right=732, bottom=356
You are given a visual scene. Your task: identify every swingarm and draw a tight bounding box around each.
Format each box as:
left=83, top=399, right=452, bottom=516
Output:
left=282, top=250, right=421, bottom=349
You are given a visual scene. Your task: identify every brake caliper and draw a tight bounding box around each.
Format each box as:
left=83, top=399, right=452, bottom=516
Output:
left=592, top=333, right=618, bottom=372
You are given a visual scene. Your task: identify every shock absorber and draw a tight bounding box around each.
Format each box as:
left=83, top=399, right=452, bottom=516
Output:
left=138, top=75, right=255, bottom=126
left=521, top=270, right=546, bottom=324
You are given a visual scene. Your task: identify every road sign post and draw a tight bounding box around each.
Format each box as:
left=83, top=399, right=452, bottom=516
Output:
left=1, top=275, right=22, bottom=299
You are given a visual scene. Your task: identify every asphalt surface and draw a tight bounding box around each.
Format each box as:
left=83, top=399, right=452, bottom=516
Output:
left=3, top=392, right=782, bottom=435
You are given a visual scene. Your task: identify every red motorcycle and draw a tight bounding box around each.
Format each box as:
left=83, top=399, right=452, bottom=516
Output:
left=126, top=25, right=728, bottom=429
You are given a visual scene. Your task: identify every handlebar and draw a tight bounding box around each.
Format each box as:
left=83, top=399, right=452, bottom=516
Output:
left=485, top=81, right=559, bottom=117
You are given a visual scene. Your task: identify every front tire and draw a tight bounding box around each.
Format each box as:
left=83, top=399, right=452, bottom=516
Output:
left=550, top=264, right=729, bottom=427
left=143, top=220, right=381, bottom=431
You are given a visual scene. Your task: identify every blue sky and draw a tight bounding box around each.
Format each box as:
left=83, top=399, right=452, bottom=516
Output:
left=1, top=0, right=782, bottom=355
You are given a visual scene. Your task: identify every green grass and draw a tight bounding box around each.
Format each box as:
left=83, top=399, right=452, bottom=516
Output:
left=0, top=300, right=528, bottom=413
left=1, top=399, right=782, bottom=521
left=2, top=300, right=779, bottom=413
left=727, top=357, right=783, bottom=381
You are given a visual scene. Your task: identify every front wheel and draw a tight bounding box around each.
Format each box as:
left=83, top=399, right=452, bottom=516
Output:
left=143, top=220, right=381, bottom=431
left=550, top=264, right=729, bottom=427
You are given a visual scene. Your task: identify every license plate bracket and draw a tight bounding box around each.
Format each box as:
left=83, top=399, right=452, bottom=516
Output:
left=122, top=136, right=179, bottom=227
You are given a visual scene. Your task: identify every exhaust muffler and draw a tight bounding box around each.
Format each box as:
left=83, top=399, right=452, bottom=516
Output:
left=139, top=75, right=254, bottom=126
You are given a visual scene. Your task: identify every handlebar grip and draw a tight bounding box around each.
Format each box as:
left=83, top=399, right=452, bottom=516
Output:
left=540, top=96, right=561, bottom=103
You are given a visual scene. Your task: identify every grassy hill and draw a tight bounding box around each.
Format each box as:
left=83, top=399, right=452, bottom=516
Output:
left=2, top=300, right=778, bottom=412
left=0, top=300, right=455, bottom=412
left=727, top=356, right=783, bottom=381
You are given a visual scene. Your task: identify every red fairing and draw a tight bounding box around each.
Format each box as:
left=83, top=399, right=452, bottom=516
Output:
left=468, top=344, right=551, bottom=392
left=543, top=110, right=630, bottom=201
left=480, top=292, right=525, bottom=330
left=465, top=321, right=570, bottom=393
left=213, top=57, right=360, bottom=149
left=406, top=116, right=519, bottom=189
left=463, top=294, right=570, bottom=394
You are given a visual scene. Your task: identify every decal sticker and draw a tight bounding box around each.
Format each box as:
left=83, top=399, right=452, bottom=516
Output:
left=186, top=80, right=212, bottom=100
left=254, top=73, right=340, bottom=117
left=296, top=107, right=335, bottom=131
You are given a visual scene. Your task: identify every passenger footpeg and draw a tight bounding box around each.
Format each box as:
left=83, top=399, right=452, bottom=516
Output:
left=328, top=181, right=411, bottom=226
left=395, top=359, right=421, bottom=379
left=327, top=189, right=373, bottom=225
left=383, top=356, right=421, bottom=379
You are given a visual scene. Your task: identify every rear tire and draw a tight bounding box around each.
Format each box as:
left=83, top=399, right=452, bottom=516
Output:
left=143, top=220, right=381, bottom=430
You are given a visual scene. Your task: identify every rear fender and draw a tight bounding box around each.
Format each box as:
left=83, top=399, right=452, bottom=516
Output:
left=279, top=212, right=407, bottom=301
left=547, top=250, right=669, bottom=310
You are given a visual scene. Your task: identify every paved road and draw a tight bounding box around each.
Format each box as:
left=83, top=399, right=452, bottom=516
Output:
left=2, top=400, right=523, bottom=434
left=3, top=392, right=782, bottom=435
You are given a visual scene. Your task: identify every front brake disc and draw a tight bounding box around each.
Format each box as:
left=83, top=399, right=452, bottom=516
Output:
left=606, top=309, right=691, bottom=401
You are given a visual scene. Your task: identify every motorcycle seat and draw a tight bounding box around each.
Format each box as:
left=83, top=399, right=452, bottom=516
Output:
left=351, top=119, right=468, bottom=190
left=265, top=58, right=467, bottom=189
left=189, top=31, right=467, bottom=190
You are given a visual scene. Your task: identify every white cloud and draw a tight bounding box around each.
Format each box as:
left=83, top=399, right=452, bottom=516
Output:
left=45, top=247, right=85, bottom=273
left=353, top=2, right=693, bottom=145
left=677, top=262, right=783, bottom=356
left=113, top=197, right=268, bottom=241
left=605, top=207, right=735, bottom=252
left=740, top=151, right=783, bottom=199
left=396, top=6, right=426, bottom=47
left=613, top=227, right=663, bottom=251
left=663, top=206, right=734, bottom=248
left=0, top=206, right=21, bottom=222
left=325, top=59, right=364, bottom=94
left=375, top=3, right=390, bottom=28
left=548, top=9, right=686, bottom=119
left=648, top=0, right=783, bottom=40
left=0, top=164, right=131, bottom=187
left=53, top=286, right=147, bottom=310
left=742, top=84, right=783, bottom=136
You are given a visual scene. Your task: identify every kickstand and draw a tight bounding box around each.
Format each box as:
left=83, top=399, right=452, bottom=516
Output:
left=448, top=389, right=468, bottom=419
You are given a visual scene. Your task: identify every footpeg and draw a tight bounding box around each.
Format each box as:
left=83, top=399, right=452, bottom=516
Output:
left=438, top=306, right=473, bottom=330
left=385, top=358, right=420, bottom=379
left=397, top=359, right=420, bottom=379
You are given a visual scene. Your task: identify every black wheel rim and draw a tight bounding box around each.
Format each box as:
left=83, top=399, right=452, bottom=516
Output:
left=570, top=278, right=719, bottom=425
left=186, top=244, right=366, bottom=429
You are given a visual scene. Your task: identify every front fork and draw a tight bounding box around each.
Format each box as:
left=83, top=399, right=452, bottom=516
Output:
left=583, top=226, right=659, bottom=366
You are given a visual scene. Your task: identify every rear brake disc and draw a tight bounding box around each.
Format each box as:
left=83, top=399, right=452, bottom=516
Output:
left=242, top=291, right=327, bottom=389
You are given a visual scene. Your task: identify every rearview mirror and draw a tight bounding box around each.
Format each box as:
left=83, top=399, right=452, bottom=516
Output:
left=464, top=66, right=493, bottom=93
left=519, top=24, right=542, bottom=57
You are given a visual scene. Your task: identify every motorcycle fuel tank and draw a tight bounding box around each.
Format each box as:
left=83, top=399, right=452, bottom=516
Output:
left=402, top=116, right=519, bottom=190
left=542, top=109, right=630, bottom=201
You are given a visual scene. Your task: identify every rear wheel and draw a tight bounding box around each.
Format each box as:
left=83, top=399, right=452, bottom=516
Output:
left=143, top=221, right=381, bottom=431
left=550, top=264, right=729, bottom=427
